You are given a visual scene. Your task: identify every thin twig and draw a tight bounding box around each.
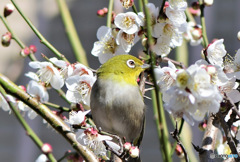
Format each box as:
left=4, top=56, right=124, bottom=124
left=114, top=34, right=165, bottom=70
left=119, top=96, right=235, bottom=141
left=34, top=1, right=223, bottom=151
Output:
left=170, top=122, right=189, bottom=162
left=11, top=0, right=69, bottom=63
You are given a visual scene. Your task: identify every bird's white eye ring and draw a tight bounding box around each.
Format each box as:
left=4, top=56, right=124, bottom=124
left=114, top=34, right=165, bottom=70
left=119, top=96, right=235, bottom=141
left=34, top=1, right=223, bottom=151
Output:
left=126, top=59, right=135, bottom=68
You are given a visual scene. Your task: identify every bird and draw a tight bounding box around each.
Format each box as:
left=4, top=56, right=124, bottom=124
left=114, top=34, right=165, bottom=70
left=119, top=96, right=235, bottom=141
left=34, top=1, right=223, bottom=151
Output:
left=90, top=54, right=149, bottom=161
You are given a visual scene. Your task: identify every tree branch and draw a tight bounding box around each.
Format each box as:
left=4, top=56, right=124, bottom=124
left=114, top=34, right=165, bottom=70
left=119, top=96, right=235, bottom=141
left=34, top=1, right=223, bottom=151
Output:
left=0, top=73, right=98, bottom=161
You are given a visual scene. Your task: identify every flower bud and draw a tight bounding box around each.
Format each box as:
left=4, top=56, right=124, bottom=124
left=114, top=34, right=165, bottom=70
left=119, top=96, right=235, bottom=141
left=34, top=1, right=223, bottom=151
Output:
left=129, top=146, right=139, bottom=158
left=97, top=9, right=105, bottom=17
left=4, top=3, right=15, bottom=17
left=204, top=0, right=214, bottom=6
left=237, top=31, right=240, bottom=41
left=18, top=85, right=26, bottom=92
left=190, top=2, right=200, bottom=16
left=102, top=7, right=108, bottom=14
left=123, top=142, right=132, bottom=151
left=175, top=144, right=184, bottom=158
left=20, top=47, right=30, bottom=57
left=29, top=45, right=37, bottom=53
left=191, top=27, right=202, bottom=40
left=1, top=32, right=12, bottom=47
left=120, top=0, right=134, bottom=9
left=189, top=7, right=201, bottom=17
left=198, top=120, right=207, bottom=131
left=141, top=37, right=148, bottom=47
left=41, top=143, right=52, bottom=154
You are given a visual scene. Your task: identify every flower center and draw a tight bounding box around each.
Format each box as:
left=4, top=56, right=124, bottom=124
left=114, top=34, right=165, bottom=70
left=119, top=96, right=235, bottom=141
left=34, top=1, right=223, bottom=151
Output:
left=38, top=66, right=54, bottom=84
left=176, top=71, right=189, bottom=88
left=77, top=81, right=91, bottom=97
left=122, top=16, right=135, bottom=28
left=103, top=37, right=117, bottom=54
left=122, top=33, right=135, bottom=45
left=163, top=23, right=174, bottom=37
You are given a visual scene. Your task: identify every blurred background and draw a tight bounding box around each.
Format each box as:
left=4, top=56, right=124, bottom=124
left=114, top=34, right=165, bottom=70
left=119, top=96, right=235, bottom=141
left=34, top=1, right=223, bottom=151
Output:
left=0, top=0, right=240, bottom=161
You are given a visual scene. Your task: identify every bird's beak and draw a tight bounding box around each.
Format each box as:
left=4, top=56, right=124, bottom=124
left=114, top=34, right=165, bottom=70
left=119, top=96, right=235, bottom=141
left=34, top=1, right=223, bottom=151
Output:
left=141, top=64, right=150, bottom=70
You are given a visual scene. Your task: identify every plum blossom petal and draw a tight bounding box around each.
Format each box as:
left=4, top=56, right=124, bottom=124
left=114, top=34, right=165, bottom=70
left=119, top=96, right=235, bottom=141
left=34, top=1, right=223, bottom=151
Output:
left=29, top=61, right=64, bottom=89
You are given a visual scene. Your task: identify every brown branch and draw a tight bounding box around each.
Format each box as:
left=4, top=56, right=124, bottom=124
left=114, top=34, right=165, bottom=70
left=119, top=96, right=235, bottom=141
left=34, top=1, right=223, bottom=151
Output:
left=217, top=112, right=240, bottom=161
left=199, top=115, right=219, bottom=162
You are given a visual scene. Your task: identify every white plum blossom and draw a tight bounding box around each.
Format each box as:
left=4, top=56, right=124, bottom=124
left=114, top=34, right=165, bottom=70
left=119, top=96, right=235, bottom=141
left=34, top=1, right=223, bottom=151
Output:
left=29, top=61, right=64, bottom=89
left=152, top=36, right=172, bottom=56
left=91, top=26, right=125, bottom=64
left=18, top=101, right=38, bottom=120
left=0, top=93, right=13, bottom=113
left=35, top=154, right=48, bottom=162
left=50, top=57, right=73, bottom=79
left=158, top=60, right=224, bottom=125
left=152, top=21, right=185, bottom=56
left=27, top=81, right=49, bottom=103
left=76, top=128, right=114, bottom=159
left=165, top=7, right=187, bottom=28
left=169, top=0, right=188, bottom=10
left=114, top=12, right=143, bottom=35
left=116, top=30, right=140, bottom=53
left=138, top=3, right=159, bottom=35
left=120, top=0, right=133, bottom=9
left=184, top=22, right=202, bottom=46
left=25, top=72, right=49, bottom=103
left=154, top=61, right=177, bottom=91
left=163, top=85, right=197, bottom=125
left=195, top=59, right=240, bottom=103
left=226, top=49, right=240, bottom=79
left=66, top=74, right=96, bottom=107
left=71, top=63, right=93, bottom=77
left=66, top=110, right=90, bottom=125
left=206, top=39, right=227, bottom=66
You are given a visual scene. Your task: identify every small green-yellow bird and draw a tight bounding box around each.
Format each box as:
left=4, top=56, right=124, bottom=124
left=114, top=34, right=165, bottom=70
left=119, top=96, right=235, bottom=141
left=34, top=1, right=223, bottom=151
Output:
left=90, top=54, right=149, bottom=155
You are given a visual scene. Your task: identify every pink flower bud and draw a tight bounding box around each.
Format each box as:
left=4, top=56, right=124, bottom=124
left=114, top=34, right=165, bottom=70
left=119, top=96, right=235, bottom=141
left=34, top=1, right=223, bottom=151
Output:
left=97, top=9, right=105, bottom=17
left=29, top=45, right=37, bottom=53
left=102, top=7, right=108, bottom=14
left=41, top=143, right=52, bottom=154
left=18, top=85, right=26, bottom=92
left=198, top=120, right=207, bottom=131
left=123, top=142, right=132, bottom=151
left=1, top=32, right=12, bottom=47
left=84, top=128, right=98, bottom=137
left=129, top=146, right=139, bottom=158
left=189, top=7, right=201, bottom=17
left=175, top=144, right=184, bottom=158
left=20, top=47, right=30, bottom=57
left=4, top=3, right=15, bottom=17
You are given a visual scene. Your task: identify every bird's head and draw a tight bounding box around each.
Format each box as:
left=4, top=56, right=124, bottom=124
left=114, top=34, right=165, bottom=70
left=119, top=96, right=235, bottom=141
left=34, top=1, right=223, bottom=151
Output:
left=97, top=55, right=149, bottom=85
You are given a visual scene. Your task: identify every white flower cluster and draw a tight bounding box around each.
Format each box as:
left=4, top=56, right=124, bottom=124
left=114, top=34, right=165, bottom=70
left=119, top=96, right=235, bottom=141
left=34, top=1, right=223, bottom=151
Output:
left=150, top=1, right=188, bottom=56
left=155, top=38, right=240, bottom=125
left=28, top=57, right=96, bottom=108
left=91, top=1, right=188, bottom=64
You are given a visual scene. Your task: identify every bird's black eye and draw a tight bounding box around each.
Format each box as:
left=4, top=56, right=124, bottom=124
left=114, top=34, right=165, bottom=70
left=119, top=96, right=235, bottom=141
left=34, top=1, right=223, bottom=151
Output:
left=126, top=59, right=135, bottom=68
